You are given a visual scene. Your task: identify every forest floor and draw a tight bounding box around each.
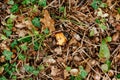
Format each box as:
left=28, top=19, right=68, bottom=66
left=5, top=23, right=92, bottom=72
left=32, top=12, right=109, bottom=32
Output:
left=0, top=0, right=120, bottom=80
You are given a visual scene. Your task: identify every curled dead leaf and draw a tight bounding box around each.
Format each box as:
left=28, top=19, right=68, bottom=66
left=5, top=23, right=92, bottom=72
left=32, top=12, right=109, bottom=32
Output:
left=16, top=29, right=27, bottom=37
left=0, top=56, right=5, bottom=62
left=73, top=33, right=80, bottom=41
left=23, top=19, right=35, bottom=30
left=43, top=56, right=56, bottom=64
left=116, top=24, right=120, bottom=31
left=40, top=10, right=55, bottom=32
left=54, top=47, right=62, bottom=55
left=64, top=70, right=69, bottom=79
left=55, top=32, right=67, bottom=46
left=15, top=23, right=26, bottom=29
left=112, top=32, right=119, bottom=41
left=51, top=66, right=60, bottom=76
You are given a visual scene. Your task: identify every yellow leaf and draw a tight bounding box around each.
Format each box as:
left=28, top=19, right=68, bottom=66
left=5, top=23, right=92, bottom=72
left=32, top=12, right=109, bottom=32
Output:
left=55, top=32, right=67, bottom=46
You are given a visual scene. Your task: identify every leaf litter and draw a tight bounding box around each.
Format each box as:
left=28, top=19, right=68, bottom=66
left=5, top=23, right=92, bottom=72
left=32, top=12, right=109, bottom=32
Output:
left=0, top=0, right=120, bottom=80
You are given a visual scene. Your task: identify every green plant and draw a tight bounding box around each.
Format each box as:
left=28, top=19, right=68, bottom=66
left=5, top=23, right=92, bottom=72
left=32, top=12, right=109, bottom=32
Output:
left=59, top=6, right=65, bottom=12
left=79, top=66, right=88, bottom=79
left=38, top=0, right=46, bottom=7
left=18, top=31, right=47, bottom=51
left=3, top=29, right=12, bottom=37
left=3, top=14, right=16, bottom=38
left=91, top=0, right=101, bottom=9
left=34, top=41, right=39, bottom=50
left=101, top=60, right=111, bottom=72
left=95, top=18, right=107, bottom=30
left=90, top=28, right=95, bottom=37
left=116, top=74, right=120, bottom=79
left=18, top=53, right=26, bottom=60
left=20, top=44, right=28, bottom=51
left=22, top=0, right=31, bottom=5
left=66, top=66, right=71, bottom=72
left=100, top=3, right=107, bottom=8
left=105, top=36, right=112, bottom=42
left=1, top=35, right=7, bottom=40
left=8, top=0, right=14, bottom=5
left=5, top=14, right=16, bottom=30
left=99, top=37, right=111, bottom=59
left=18, top=35, right=32, bottom=42
left=98, top=24, right=107, bottom=30
left=24, top=65, right=39, bottom=76
left=117, top=8, right=120, bottom=14
left=0, top=76, right=7, bottom=80
left=43, top=28, right=49, bottom=34
left=70, top=66, right=88, bottom=80
left=2, top=50, right=13, bottom=61
left=38, top=65, right=45, bottom=71
left=91, top=0, right=107, bottom=10
left=10, top=4, right=19, bottom=13
left=11, top=75, right=17, bottom=80
left=10, top=40, right=18, bottom=48
left=3, top=62, right=17, bottom=78
left=32, top=17, right=40, bottom=28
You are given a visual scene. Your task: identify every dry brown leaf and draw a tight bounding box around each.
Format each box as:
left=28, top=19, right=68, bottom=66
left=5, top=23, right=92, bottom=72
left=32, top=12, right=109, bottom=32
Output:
left=106, top=0, right=112, bottom=7
left=68, top=37, right=78, bottom=45
left=16, top=29, right=27, bottom=37
left=0, top=56, right=5, bottom=62
left=116, top=24, right=120, bottom=31
left=115, top=14, right=120, bottom=21
left=73, top=33, right=81, bottom=41
left=15, top=23, right=26, bottom=29
left=0, top=42, right=10, bottom=51
left=64, top=70, right=70, bottom=79
left=112, top=32, right=119, bottom=41
left=55, top=32, right=67, bottom=46
left=54, top=46, right=62, bottom=55
left=23, top=20, right=35, bottom=30
left=51, top=66, right=60, bottom=76
left=40, top=10, right=55, bottom=32
left=43, top=56, right=56, bottom=64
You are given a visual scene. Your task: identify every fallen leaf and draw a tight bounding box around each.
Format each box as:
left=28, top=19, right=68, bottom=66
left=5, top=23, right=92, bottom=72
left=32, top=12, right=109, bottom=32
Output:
left=116, top=24, right=120, bottom=31
left=55, top=32, right=67, bottom=46
left=51, top=66, right=60, bottom=76
left=23, top=20, right=35, bottom=30
left=115, top=14, right=120, bottom=21
left=16, top=29, right=27, bottom=37
left=15, top=23, right=26, bottom=29
left=0, top=42, right=10, bottom=51
left=112, top=32, right=119, bottom=41
left=68, top=37, right=78, bottom=45
left=73, top=33, right=80, bottom=41
left=64, top=70, right=70, bottom=79
left=43, top=56, right=56, bottom=64
left=40, top=10, right=55, bottom=32
left=106, top=0, right=112, bottom=7
left=54, top=46, right=62, bottom=55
